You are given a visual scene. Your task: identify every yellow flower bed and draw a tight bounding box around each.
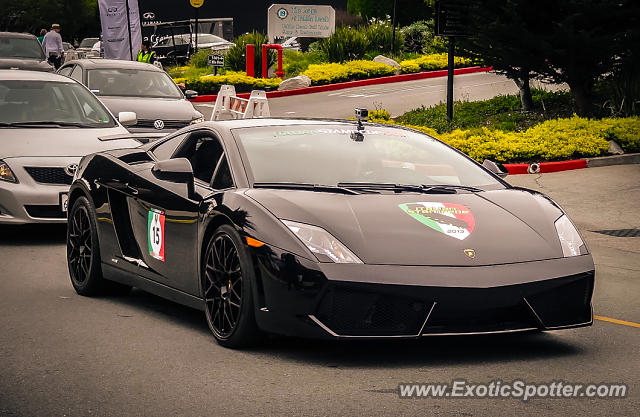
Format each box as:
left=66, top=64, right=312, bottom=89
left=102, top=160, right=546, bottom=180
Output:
left=181, top=71, right=281, bottom=94
left=368, top=115, right=638, bottom=162
left=399, top=53, right=472, bottom=73
left=302, top=60, right=396, bottom=85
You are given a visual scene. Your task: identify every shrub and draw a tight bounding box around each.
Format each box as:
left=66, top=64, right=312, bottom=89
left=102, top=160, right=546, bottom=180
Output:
left=365, top=17, right=403, bottom=56
left=319, top=25, right=369, bottom=62
left=282, top=49, right=327, bottom=78
left=225, top=31, right=276, bottom=77
left=401, top=20, right=431, bottom=54
left=188, top=49, right=212, bottom=68
left=302, top=60, right=396, bottom=85
left=399, top=53, right=471, bottom=74
left=182, top=71, right=281, bottom=94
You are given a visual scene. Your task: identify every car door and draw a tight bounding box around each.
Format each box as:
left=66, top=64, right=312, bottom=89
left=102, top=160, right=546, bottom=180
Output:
left=127, top=130, right=229, bottom=296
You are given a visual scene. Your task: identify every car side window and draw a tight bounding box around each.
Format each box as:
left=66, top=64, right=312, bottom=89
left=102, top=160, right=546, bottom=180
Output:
left=150, top=133, right=189, bottom=161
left=189, top=137, right=224, bottom=184
left=59, top=65, right=73, bottom=77
left=70, top=65, right=83, bottom=83
left=211, top=155, right=233, bottom=190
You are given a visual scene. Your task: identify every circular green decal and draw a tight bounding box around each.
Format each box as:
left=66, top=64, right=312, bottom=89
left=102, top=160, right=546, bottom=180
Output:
left=277, top=8, right=288, bottom=19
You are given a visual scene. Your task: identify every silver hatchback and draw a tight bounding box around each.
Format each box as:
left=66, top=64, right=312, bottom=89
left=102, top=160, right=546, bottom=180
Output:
left=0, top=70, right=142, bottom=223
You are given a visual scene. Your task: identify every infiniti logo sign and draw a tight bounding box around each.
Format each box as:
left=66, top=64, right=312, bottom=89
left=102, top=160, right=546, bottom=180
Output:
left=143, top=12, right=156, bottom=20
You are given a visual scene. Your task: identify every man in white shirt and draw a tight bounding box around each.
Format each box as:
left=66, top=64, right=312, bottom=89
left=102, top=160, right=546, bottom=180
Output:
left=42, top=24, right=64, bottom=69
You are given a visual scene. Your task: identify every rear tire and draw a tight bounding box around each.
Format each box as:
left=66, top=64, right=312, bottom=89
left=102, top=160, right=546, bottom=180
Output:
left=202, top=225, right=261, bottom=348
left=67, top=196, right=131, bottom=296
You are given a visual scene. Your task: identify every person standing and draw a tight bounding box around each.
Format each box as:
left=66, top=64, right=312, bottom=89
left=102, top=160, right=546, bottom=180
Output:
left=136, top=40, right=156, bottom=64
left=42, top=24, right=64, bottom=69
left=37, top=29, right=47, bottom=44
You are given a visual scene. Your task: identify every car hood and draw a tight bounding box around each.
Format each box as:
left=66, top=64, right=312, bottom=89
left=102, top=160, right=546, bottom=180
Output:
left=0, top=58, right=53, bottom=72
left=246, top=188, right=566, bottom=266
left=0, top=126, right=140, bottom=158
left=98, top=96, right=200, bottom=121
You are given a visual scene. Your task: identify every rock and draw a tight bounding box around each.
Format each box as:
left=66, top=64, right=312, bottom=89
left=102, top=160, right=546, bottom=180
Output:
left=608, top=140, right=624, bottom=155
left=373, top=55, right=401, bottom=73
left=277, top=75, right=312, bottom=91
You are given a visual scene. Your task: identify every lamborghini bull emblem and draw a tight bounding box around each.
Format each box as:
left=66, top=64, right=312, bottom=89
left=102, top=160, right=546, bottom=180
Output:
left=398, top=202, right=475, bottom=240
left=464, top=249, right=476, bottom=259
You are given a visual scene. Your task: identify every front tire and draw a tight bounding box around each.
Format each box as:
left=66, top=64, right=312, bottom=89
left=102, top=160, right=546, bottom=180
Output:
left=67, top=196, right=131, bottom=296
left=202, top=225, right=260, bottom=348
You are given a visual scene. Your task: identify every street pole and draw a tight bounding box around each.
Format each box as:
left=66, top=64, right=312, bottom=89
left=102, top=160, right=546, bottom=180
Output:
left=194, top=7, right=199, bottom=53
left=446, top=36, right=455, bottom=121
left=124, top=0, right=133, bottom=60
left=391, top=0, right=398, bottom=56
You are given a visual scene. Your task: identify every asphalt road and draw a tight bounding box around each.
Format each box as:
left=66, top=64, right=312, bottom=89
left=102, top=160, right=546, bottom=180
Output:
left=195, top=72, right=564, bottom=120
left=0, top=164, right=638, bottom=416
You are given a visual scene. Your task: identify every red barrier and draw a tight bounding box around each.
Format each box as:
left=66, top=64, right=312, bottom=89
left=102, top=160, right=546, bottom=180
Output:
left=246, top=44, right=255, bottom=77
left=503, top=163, right=529, bottom=175
left=539, top=159, right=587, bottom=173
left=261, top=44, right=284, bottom=79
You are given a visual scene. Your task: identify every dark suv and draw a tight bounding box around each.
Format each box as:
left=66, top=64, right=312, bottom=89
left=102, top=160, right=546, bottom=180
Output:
left=0, top=32, right=54, bottom=72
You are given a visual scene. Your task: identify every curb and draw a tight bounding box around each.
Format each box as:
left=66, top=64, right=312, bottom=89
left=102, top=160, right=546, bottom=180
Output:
left=190, top=66, right=493, bottom=103
left=504, top=153, right=639, bottom=175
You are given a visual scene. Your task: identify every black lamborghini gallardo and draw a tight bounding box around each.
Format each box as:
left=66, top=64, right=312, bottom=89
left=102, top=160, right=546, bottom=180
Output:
left=66, top=119, right=594, bottom=348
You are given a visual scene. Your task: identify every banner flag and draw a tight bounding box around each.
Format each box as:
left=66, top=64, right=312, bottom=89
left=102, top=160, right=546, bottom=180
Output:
left=98, top=0, right=142, bottom=60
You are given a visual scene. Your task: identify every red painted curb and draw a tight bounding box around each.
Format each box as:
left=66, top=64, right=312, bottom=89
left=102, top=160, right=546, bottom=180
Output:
left=190, top=66, right=493, bottom=103
left=503, top=163, right=529, bottom=175
left=504, top=159, right=588, bottom=175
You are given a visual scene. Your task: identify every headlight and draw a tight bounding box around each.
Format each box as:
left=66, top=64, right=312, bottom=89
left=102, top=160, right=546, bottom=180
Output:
left=554, top=215, right=585, bottom=257
left=190, top=116, right=205, bottom=124
left=0, top=160, right=17, bottom=183
left=282, top=220, right=363, bottom=264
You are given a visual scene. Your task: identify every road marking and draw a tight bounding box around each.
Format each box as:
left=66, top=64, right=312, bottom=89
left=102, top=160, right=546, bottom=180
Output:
left=594, top=315, right=640, bottom=328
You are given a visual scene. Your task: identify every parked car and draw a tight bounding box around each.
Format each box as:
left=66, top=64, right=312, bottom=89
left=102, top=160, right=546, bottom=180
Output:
left=0, top=32, right=54, bottom=72
left=0, top=70, right=143, bottom=224
left=58, top=59, right=203, bottom=133
left=153, top=33, right=234, bottom=66
left=65, top=117, right=594, bottom=348
left=76, top=37, right=99, bottom=56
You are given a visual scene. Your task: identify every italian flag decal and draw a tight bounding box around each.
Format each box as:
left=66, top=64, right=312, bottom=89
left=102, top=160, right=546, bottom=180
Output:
left=398, top=202, right=475, bottom=241
left=148, top=209, right=165, bottom=261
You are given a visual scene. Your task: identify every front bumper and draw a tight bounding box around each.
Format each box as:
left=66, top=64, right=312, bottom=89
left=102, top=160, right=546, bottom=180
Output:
left=0, top=157, right=79, bottom=224
left=251, top=247, right=595, bottom=339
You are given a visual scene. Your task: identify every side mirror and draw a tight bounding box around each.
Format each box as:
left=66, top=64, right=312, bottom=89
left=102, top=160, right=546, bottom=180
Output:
left=151, top=158, right=195, bottom=198
left=184, top=89, right=198, bottom=100
left=482, top=159, right=508, bottom=178
left=118, top=111, right=137, bottom=127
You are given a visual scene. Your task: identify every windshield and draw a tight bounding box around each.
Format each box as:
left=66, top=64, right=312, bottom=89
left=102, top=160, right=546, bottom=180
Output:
left=0, top=36, right=45, bottom=60
left=196, top=34, right=227, bottom=44
left=79, top=38, right=98, bottom=48
left=234, top=125, right=503, bottom=189
left=0, top=80, right=116, bottom=127
left=87, top=69, right=183, bottom=99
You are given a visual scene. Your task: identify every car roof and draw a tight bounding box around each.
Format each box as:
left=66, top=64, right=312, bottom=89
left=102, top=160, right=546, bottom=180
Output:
left=0, top=69, right=74, bottom=82
left=203, top=118, right=361, bottom=130
left=62, top=59, right=163, bottom=71
left=0, top=32, right=38, bottom=40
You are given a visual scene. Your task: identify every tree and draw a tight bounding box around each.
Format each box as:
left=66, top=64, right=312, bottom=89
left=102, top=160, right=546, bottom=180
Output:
left=0, top=0, right=100, bottom=43
left=347, top=0, right=433, bottom=26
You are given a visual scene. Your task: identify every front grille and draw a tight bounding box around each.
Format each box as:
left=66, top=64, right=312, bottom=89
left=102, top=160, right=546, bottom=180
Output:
left=422, top=303, right=537, bottom=334
left=24, top=167, right=72, bottom=185
left=526, top=272, right=594, bottom=328
left=135, top=119, right=189, bottom=130
left=25, top=205, right=66, bottom=219
left=315, top=285, right=431, bottom=336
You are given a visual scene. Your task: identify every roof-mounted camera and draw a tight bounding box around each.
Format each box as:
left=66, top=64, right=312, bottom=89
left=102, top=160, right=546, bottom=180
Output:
left=351, top=108, right=368, bottom=141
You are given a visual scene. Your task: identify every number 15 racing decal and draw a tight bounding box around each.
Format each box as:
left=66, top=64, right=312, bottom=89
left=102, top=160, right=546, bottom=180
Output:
left=398, top=202, right=475, bottom=240
left=148, top=209, right=165, bottom=261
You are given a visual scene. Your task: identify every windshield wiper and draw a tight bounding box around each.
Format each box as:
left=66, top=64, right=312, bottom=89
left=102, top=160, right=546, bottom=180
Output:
left=0, top=121, right=93, bottom=128
left=337, top=182, right=458, bottom=194
left=253, top=182, right=364, bottom=195
left=422, top=184, right=484, bottom=193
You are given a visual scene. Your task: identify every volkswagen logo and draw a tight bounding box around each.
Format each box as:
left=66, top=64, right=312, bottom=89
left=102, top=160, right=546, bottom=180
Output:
left=64, top=164, right=78, bottom=177
left=153, top=120, right=165, bottom=130
left=143, top=12, right=156, bottom=20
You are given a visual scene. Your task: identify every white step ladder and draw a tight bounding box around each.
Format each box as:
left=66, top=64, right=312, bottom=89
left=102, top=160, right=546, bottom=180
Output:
left=210, top=85, right=271, bottom=121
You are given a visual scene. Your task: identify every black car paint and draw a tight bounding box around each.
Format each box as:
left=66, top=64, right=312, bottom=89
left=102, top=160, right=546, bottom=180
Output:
left=68, top=121, right=595, bottom=339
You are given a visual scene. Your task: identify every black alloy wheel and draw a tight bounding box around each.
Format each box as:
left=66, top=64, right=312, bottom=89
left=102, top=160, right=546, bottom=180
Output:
left=67, top=196, right=130, bottom=296
left=203, top=225, right=260, bottom=348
